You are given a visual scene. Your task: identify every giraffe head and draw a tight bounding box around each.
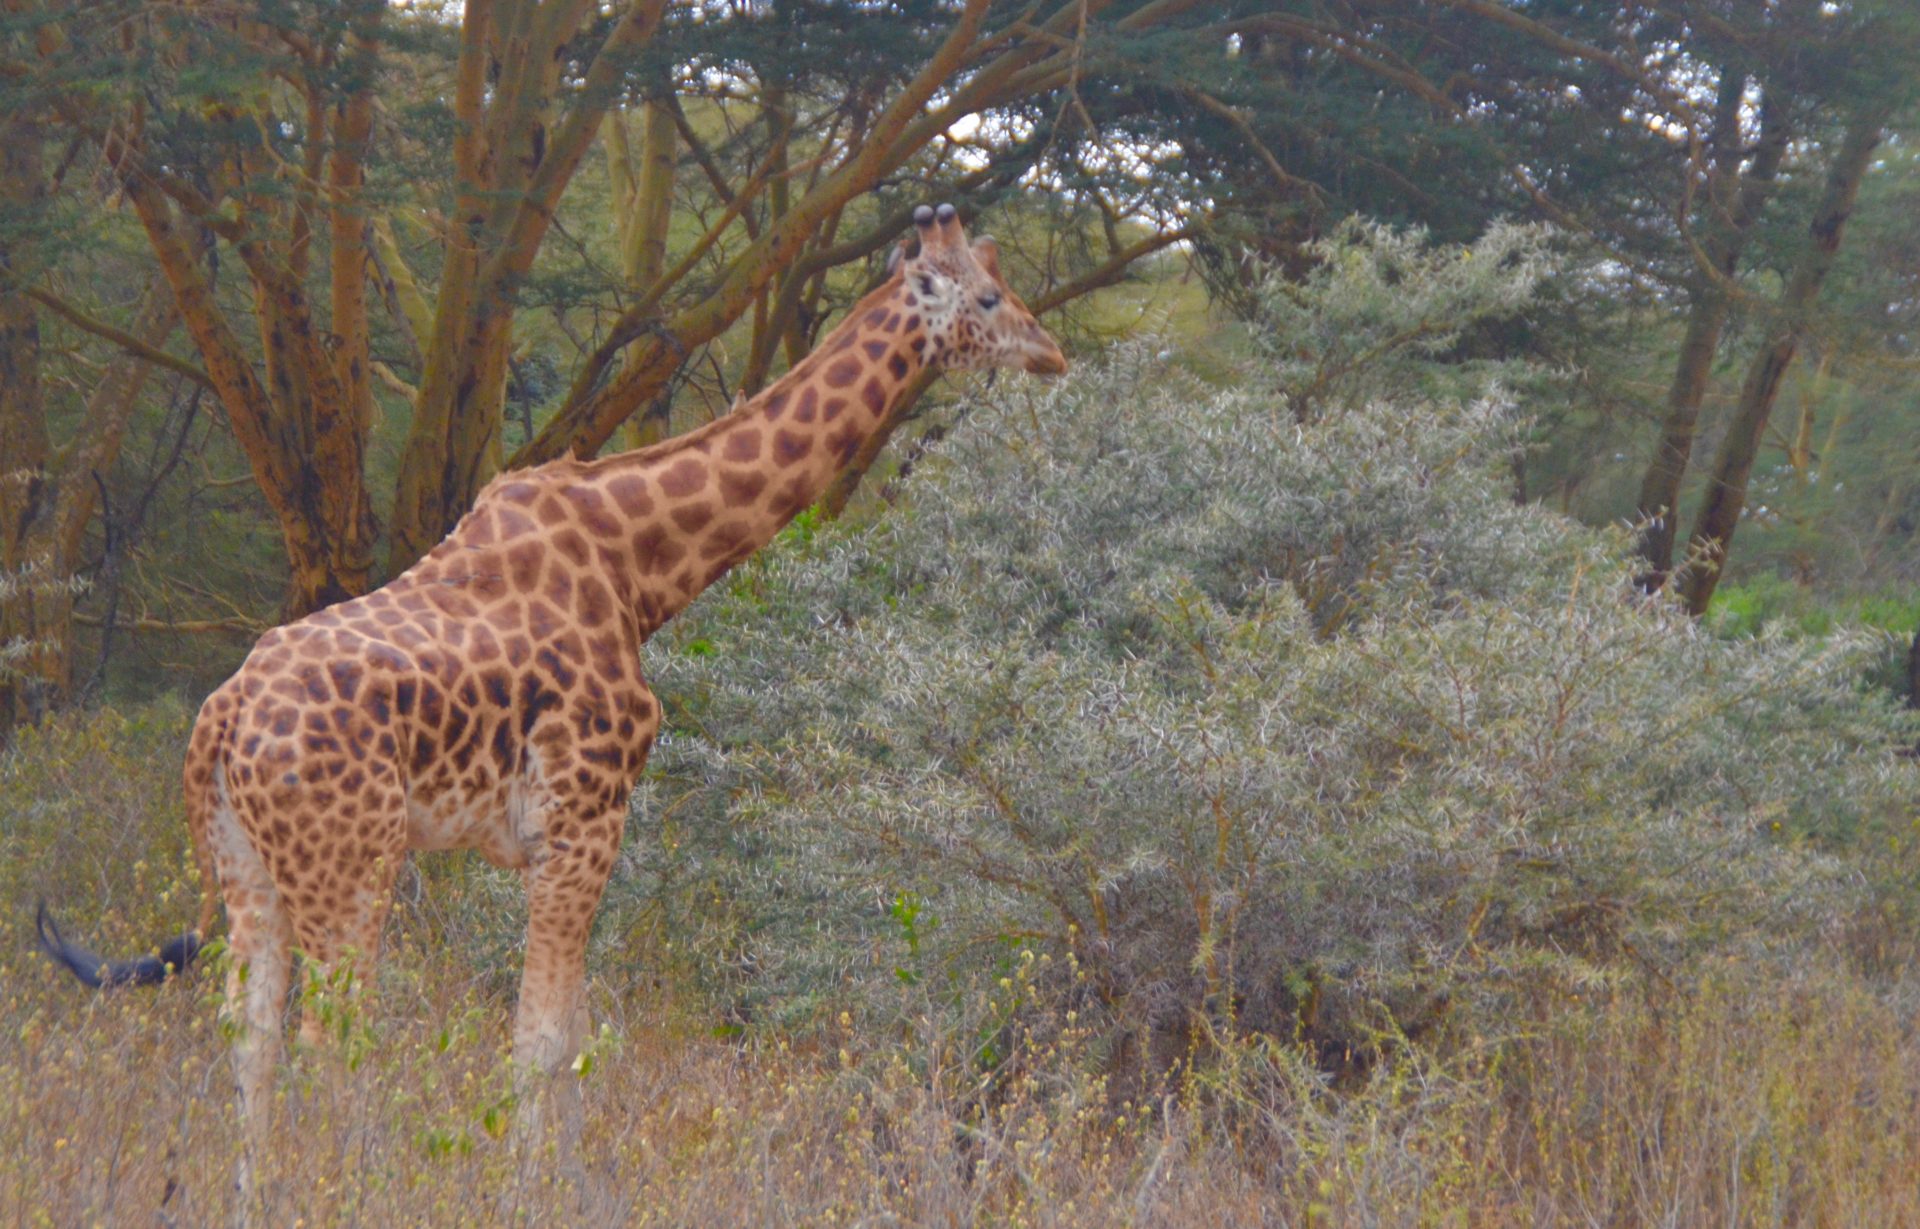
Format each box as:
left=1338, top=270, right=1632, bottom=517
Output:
left=891, top=203, right=1068, bottom=377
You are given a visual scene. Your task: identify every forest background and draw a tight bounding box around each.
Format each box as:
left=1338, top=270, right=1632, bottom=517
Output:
left=6, top=0, right=1920, bottom=1223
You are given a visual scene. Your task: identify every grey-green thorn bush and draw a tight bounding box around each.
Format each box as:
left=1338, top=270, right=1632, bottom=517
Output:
left=610, top=221, right=1918, bottom=1079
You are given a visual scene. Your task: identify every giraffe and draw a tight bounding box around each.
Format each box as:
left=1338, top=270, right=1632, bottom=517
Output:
left=37, top=203, right=1066, bottom=1194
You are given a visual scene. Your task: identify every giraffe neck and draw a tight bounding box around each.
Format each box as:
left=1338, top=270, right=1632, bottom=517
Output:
left=576, top=278, right=930, bottom=637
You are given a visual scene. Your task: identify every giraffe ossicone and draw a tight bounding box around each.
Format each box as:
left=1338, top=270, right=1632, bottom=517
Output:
left=36, top=203, right=1067, bottom=1201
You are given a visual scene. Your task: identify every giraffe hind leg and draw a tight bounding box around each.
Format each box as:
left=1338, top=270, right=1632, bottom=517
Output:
left=288, top=842, right=404, bottom=1050
left=207, top=791, right=292, bottom=1217
left=269, top=749, right=408, bottom=1050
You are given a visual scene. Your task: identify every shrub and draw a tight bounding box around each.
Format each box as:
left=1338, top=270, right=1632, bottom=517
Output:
left=615, top=224, right=1918, bottom=1081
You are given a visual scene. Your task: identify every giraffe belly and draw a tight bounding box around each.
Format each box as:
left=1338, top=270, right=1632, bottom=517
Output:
left=404, top=747, right=549, bottom=870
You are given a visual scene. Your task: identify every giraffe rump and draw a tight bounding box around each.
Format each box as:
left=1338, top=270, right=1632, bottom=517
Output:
left=34, top=901, right=203, bottom=989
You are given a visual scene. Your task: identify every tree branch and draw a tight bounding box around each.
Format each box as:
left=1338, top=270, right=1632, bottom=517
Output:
left=24, top=286, right=214, bottom=392
left=72, top=611, right=265, bottom=635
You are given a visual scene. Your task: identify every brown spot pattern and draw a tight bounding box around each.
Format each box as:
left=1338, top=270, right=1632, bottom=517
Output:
left=169, top=222, right=1062, bottom=1159
left=659, top=457, right=708, bottom=499
left=774, top=430, right=812, bottom=465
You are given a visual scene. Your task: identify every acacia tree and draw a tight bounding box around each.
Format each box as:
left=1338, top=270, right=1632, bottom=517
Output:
left=65, top=0, right=1909, bottom=640
left=385, top=0, right=674, bottom=568
left=376, top=0, right=1230, bottom=565
left=33, top=1, right=392, bottom=616
left=0, top=89, right=50, bottom=736
left=0, top=276, right=178, bottom=737
left=480, top=0, right=1221, bottom=503
left=1633, top=76, right=1792, bottom=589
left=602, top=92, right=678, bottom=449
left=1617, top=0, right=1920, bottom=593
left=20, top=0, right=1237, bottom=617
left=0, top=3, right=200, bottom=735
left=1175, top=0, right=1919, bottom=606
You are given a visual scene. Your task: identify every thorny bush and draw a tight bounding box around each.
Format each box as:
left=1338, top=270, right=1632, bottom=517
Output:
left=619, top=224, right=1919, bottom=1083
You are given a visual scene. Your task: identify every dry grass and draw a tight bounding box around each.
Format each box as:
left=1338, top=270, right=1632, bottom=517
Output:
left=7, top=897, right=1920, bottom=1225
left=8, top=707, right=1920, bottom=1227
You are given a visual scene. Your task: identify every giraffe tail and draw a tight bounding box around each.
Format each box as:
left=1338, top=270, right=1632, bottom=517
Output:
left=189, top=792, right=222, bottom=950
left=37, top=694, right=230, bottom=991
left=34, top=900, right=204, bottom=989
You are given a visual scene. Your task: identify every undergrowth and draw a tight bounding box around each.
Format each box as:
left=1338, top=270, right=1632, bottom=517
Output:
left=5, top=779, right=1919, bottom=1226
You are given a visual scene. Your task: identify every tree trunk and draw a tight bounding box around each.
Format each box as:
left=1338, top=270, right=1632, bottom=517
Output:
left=1678, top=106, right=1891, bottom=617
left=387, top=0, right=671, bottom=572
left=329, top=0, right=382, bottom=441
left=388, top=0, right=554, bottom=568
left=22, top=291, right=179, bottom=723
left=607, top=97, right=678, bottom=451
left=741, top=83, right=796, bottom=397
left=0, top=111, right=48, bottom=739
left=1633, top=77, right=1790, bottom=589
left=111, top=114, right=376, bottom=618
left=1787, top=349, right=1828, bottom=480
left=1, top=283, right=176, bottom=735
left=0, top=331, right=46, bottom=736
left=1633, top=288, right=1735, bottom=583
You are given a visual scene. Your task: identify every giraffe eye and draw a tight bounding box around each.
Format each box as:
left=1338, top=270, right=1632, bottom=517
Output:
left=917, top=274, right=935, bottom=296
left=978, top=292, right=1001, bottom=310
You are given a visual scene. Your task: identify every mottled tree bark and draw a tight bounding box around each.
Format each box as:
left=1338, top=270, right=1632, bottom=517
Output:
left=76, top=0, right=390, bottom=620
left=111, top=118, right=376, bottom=618
left=387, top=0, right=672, bottom=572
left=0, top=112, right=48, bottom=739
left=605, top=96, right=678, bottom=450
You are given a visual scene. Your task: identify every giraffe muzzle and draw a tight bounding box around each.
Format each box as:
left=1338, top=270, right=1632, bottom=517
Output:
left=1021, top=326, right=1068, bottom=376
left=1024, top=349, right=1069, bottom=377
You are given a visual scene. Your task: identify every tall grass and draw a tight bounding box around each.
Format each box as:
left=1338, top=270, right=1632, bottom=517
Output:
left=5, top=793, right=1919, bottom=1228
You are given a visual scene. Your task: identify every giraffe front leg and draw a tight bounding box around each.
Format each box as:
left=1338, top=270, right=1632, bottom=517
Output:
left=511, top=812, right=621, bottom=1161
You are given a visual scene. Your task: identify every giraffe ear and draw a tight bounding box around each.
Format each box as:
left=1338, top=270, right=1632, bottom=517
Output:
left=971, top=235, right=1001, bottom=278
left=886, top=241, right=908, bottom=277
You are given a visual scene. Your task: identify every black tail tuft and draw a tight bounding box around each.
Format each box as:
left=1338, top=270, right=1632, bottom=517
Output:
left=35, top=901, right=202, bottom=989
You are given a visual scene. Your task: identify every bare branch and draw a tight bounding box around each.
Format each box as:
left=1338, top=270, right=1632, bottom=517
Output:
left=24, top=286, right=214, bottom=392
